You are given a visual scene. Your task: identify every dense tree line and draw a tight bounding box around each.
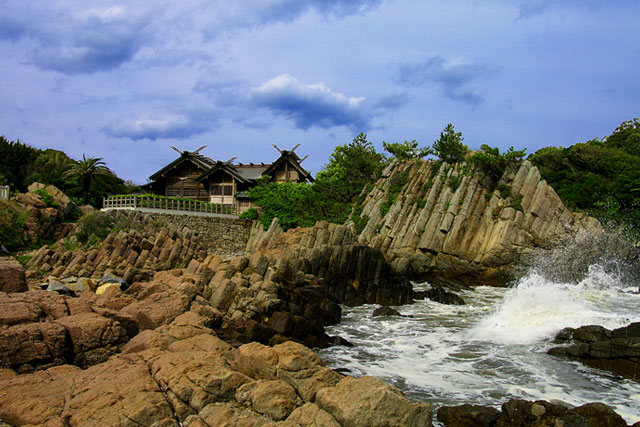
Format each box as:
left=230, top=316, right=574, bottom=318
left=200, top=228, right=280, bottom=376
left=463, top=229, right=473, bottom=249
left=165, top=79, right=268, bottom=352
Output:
left=0, top=136, right=134, bottom=207
left=529, top=118, right=640, bottom=240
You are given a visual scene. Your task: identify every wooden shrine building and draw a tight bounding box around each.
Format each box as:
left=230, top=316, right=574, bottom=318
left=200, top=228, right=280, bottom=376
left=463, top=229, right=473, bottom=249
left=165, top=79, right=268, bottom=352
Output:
left=143, top=145, right=313, bottom=213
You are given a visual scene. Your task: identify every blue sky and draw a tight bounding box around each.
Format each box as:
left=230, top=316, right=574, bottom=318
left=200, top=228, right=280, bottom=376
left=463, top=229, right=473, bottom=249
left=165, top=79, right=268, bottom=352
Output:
left=1, top=0, right=639, bottom=184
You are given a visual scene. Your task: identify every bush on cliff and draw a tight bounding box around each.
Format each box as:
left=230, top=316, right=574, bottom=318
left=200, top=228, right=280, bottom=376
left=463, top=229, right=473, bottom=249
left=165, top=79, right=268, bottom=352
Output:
left=383, top=140, right=432, bottom=160
left=432, top=124, right=468, bottom=164
left=75, top=211, right=117, bottom=245
left=0, top=200, right=29, bottom=251
left=469, top=144, right=527, bottom=183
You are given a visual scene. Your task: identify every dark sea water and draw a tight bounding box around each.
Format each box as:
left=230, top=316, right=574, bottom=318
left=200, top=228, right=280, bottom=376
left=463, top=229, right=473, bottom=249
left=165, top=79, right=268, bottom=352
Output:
left=318, top=265, right=640, bottom=424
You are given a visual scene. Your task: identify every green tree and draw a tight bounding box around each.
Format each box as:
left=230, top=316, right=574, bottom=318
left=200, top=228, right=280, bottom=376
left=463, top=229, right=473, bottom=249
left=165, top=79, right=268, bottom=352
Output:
left=0, top=137, right=39, bottom=191
left=432, top=124, right=468, bottom=164
left=247, top=133, right=386, bottom=230
left=63, top=155, right=113, bottom=206
left=383, top=140, right=432, bottom=160
left=469, top=144, right=526, bottom=183
left=529, top=118, right=640, bottom=241
left=324, top=132, right=386, bottom=201
left=246, top=177, right=315, bottom=230
left=25, top=149, right=76, bottom=190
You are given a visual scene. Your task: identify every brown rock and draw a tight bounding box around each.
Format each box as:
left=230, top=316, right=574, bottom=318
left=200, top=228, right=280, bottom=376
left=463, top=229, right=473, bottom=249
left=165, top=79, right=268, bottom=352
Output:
left=315, top=375, right=433, bottom=427
left=0, top=364, right=80, bottom=425
left=184, top=402, right=266, bottom=427
left=235, top=379, right=302, bottom=420
left=0, top=257, right=28, bottom=293
left=120, top=283, right=191, bottom=330
left=0, top=322, right=68, bottom=369
left=54, top=312, right=129, bottom=367
left=286, top=402, right=340, bottom=426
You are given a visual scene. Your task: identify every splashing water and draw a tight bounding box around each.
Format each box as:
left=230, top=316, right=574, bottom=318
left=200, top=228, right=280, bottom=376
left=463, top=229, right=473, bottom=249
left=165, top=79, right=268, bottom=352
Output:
left=468, top=265, right=638, bottom=345
left=318, top=265, right=640, bottom=424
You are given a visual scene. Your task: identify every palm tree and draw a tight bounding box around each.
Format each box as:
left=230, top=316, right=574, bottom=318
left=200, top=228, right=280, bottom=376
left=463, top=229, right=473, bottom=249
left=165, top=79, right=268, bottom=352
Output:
left=64, top=155, right=113, bottom=205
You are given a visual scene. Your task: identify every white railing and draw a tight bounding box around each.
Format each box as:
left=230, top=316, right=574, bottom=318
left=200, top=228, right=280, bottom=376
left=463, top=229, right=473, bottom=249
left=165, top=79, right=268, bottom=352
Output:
left=0, top=186, right=9, bottom=200
left=102, top=195, right=237, bottom=215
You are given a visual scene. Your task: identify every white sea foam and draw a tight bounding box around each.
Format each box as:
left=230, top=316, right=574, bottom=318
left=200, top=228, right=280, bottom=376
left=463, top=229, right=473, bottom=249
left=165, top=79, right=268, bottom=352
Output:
left=319, top=265, right=640, bottom=424
left=468, top=265, right=640, bottom=345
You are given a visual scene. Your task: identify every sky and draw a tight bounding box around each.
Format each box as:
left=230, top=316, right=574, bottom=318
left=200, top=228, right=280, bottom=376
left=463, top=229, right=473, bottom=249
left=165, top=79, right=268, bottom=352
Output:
left=1, top=0, right=639, bottom=185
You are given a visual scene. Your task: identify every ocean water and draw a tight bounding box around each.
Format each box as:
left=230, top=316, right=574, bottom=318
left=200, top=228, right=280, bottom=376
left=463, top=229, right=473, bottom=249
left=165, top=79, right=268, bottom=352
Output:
left=318, top=265, right=640, bottom=423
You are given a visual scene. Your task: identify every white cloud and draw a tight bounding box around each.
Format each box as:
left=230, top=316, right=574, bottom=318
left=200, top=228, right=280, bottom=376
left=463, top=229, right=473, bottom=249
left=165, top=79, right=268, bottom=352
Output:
left=251, top=74, right=369, bottom=130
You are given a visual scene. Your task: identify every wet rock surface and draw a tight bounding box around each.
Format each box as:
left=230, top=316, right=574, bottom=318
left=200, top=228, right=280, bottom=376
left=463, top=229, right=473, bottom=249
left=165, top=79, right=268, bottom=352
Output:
left=549, top=322, right=640, bottom=382
left=414, top=286, right=465, bottom=305
left=438, top=399, right=630, bottom=427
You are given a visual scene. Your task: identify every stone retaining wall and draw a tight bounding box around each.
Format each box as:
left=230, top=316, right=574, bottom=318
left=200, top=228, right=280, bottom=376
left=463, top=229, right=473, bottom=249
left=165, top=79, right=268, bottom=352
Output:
left=146, top=212, right=253, bottom=256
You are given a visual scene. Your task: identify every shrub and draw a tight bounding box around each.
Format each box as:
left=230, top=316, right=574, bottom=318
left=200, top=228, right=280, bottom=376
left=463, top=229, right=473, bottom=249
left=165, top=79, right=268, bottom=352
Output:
left=380, top=200, right=393, bottom=217
left=353, top=215, right=370, bottom=235
left=240, top=207, right=259, bottom=220
left=447, top=175, right=462, bottom=192
left=75, top=211, right=115, bottom=244
left=496, top=183, right=511, bottom=198
left=469, top=144, right=526, bottom=183
left=0, top=200, right=29, bottom=251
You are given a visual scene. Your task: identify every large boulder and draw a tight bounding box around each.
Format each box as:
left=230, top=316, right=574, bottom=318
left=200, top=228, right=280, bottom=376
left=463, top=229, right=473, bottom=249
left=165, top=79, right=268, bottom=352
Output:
left=315, top=375, right=433, bottom=427
left=548, top=322, right=640, bottom=381
left=0, top=257, right=27, bottom=293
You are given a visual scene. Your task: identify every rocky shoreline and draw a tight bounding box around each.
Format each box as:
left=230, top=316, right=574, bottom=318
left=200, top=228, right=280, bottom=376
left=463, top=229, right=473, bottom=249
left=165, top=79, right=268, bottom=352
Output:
left=2, top=163, right=640, bottom=425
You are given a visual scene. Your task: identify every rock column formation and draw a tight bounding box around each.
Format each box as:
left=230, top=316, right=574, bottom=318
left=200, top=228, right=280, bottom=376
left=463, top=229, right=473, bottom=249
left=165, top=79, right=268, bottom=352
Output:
left=352, top=159, right=603, bottom=286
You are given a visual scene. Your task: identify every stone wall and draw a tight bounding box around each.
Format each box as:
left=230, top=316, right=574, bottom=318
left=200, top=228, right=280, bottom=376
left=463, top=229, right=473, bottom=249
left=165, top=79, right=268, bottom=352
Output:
left=146, top=213, right=252, bottom=256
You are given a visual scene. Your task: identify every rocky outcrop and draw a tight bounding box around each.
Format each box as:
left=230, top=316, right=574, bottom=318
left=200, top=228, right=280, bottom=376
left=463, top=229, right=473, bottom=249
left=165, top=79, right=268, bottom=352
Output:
left=548, top=322, right=640, bottom=382
left=26, top=210, right=209, bottom=283
left=0, top=267, right=214, bottom=372
left=438, top=399, right=629, bottom=427
left=196, top=221, right=414, bottom=347
left=0, top=183, right=76, bottom=251
left=0, top=257, right=27, bottom=293
left=351, top=160, right=604, bottom=286
left=414, top=286, right=465, bottom=305
left=0, top=283, right=433, bottom=426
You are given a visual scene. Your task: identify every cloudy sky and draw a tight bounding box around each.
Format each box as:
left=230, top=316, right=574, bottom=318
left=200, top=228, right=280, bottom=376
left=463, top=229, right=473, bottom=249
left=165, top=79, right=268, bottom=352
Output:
left=1, top=0, right=639, bottom=184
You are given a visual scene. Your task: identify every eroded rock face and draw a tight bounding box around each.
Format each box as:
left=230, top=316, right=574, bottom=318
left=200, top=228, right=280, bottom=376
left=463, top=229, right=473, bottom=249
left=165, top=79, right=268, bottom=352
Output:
left=351, top=160, right=606, bottom=286
left=548, top=322, right=640, bottom=382
left=4, top=183, right=77, bottom=250
left=0, top=257, right=27, bottom=293
left=0, top=267, right=212, bottom=372
left=200, top=221, right=414, bottom=347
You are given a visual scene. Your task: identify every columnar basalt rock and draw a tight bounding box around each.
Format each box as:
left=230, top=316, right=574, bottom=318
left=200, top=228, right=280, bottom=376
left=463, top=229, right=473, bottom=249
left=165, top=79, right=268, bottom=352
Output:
left=351, top=159, right=604, bottom=286
left=26, top=210, right=209, bottom=283
left=199, top=221, right=414, bottom=347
